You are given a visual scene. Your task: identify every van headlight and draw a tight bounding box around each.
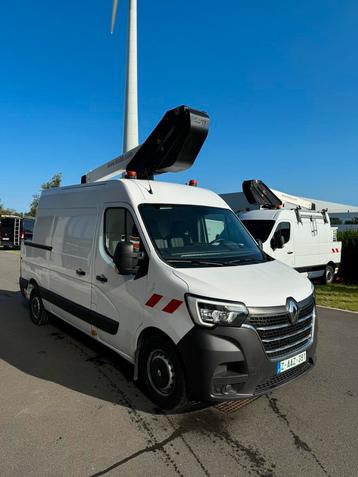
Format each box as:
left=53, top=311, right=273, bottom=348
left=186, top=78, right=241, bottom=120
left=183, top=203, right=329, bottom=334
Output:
left=186, top=295, right=249, bottom=328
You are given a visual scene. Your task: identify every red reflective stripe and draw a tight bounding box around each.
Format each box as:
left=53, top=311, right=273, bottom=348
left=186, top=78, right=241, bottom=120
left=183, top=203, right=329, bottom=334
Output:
left=145, top=294, right=163, bottom=308
left=336, top=248, right=339, bottom=253
left=162, top=299, right=183, bottom=314
left=331, top=248, right=335, bottom=253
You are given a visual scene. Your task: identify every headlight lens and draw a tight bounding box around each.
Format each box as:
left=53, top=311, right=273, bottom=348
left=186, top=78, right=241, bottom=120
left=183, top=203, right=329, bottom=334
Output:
left=186, top=295, right=249, bottom=328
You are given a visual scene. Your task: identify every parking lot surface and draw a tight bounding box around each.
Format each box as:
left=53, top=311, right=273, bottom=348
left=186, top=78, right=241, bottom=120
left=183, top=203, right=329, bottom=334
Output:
left=0, top=251, right=357, bottom=477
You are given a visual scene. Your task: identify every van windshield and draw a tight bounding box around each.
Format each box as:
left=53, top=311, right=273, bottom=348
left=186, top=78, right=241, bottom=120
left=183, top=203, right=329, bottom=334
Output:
left=139, top=204, right=265, bottom=267
left=241, top=219, right=275, bottom=243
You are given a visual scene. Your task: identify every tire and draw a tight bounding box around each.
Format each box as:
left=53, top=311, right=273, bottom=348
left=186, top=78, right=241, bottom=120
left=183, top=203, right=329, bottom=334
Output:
left=29, top=289, right=49, bottom=326
left=320, top=264, right=335, bottom=285
left=139, top=335, right=190, bottom=411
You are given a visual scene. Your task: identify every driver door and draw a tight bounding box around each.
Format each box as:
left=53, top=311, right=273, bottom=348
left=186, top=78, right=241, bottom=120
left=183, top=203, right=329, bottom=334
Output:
left=269, top=221, right=294, bottom=266
left=91, top=205, right=148, bottom=360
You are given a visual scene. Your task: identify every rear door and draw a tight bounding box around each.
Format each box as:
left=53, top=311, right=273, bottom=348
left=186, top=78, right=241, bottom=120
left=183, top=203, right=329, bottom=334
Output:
left=49, top=208, right=98, bottom=333
left=0, top=218, right=14, bottom=246
left=92, top=204, right=148, bottom=359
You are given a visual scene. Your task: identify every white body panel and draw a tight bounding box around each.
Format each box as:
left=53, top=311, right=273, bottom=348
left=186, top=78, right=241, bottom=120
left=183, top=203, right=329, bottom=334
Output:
left=21, top=179, right=313, bottom=364
left=240, top=208, right=341, bottom=278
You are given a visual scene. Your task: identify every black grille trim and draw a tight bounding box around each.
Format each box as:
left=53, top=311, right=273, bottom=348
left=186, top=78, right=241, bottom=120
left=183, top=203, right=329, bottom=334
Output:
left=255, top=362, right=312, bottom=394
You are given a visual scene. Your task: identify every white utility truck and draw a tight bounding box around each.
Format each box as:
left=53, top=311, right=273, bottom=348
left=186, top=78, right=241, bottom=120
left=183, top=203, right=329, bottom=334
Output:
left=235, top=180, right=342, bottom=285
left=20, top=106, right=317, bottom=410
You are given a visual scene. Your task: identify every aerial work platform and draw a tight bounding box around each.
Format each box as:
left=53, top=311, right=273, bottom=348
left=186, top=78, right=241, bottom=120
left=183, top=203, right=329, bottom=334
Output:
left=81, top=105, right=209, bottom=184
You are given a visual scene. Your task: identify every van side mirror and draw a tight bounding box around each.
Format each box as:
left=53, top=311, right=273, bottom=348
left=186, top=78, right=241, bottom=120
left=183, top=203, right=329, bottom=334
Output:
left=270, top=234, right=285, bottom=250
left=257, top=239, right=263, bottom=249
left=278, top=235, right=285, bottom=248
left=113, top=242, right=144, bottom=275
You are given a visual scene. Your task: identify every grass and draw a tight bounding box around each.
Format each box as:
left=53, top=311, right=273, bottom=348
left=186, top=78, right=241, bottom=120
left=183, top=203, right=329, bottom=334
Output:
left=315, top=284, right=358, bottom=312
left=0, top=248, right=20, bottom=254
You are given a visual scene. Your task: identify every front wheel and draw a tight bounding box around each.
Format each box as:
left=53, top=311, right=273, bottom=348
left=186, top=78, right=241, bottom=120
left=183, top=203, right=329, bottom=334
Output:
left=29, top=289, right=49, bottom=326
left=139, top=335, right=189, bottom=411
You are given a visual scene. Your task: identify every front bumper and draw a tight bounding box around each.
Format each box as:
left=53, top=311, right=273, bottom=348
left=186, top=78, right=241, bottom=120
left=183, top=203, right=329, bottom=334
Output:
left=177, top=320, right=317, bottom=402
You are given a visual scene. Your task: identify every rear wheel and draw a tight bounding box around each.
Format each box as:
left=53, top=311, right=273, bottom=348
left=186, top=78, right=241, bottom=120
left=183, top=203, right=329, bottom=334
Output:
left=29, top=289, right=49, bottom=326
left=139, top=335, right=190, bottom=411
left=320, top=264, right=334, bottom=285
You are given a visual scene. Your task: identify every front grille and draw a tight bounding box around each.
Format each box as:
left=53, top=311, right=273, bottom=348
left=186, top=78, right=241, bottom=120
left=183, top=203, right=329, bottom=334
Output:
left=255, top=362, right=312, bottom=394
left=247, top=299, right=315, bottom=360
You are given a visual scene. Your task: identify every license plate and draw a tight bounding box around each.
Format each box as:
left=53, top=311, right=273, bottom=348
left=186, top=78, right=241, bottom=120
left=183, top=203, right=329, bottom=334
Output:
left=2, top=238, right=9, bottom=241
left=276, top=351, right=306, bottom=374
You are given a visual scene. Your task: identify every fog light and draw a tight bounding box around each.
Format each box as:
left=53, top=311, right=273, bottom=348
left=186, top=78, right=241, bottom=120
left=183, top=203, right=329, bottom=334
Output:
left=223, top=384, right=237, bottom=395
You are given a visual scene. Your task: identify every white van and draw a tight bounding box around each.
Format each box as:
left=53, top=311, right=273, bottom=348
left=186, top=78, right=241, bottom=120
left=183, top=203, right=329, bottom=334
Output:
left=19, top=107, right=317, bottom=410
left=224, top=180, right=341, bottom=284
left=241, top=208, right=341, bottom=284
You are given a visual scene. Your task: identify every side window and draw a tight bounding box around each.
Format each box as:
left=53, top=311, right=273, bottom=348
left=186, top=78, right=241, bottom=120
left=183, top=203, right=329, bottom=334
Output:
left=274, top=222, right=291, bottom=244
left=204, top=216, right=225, bottom=242
left=104, top=208, right=140, bottom=257
left=62, top=214, right=96, bottom=259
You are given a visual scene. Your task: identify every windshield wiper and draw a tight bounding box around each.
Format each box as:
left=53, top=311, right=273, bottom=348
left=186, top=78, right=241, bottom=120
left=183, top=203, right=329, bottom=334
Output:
left=166, top=259, right=224, bottom=267
left=225, top=258, right=262, bottom=265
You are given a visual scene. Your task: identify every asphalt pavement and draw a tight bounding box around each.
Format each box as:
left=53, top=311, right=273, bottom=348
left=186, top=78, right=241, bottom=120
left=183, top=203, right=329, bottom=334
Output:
left=0, top=250, right=357, bottom=477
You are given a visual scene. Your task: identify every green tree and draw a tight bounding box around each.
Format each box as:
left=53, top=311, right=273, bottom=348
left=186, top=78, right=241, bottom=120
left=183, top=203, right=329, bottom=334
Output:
left=0, top=198, right=19, bottom=216
left=29, top=173, right=62, bottom=217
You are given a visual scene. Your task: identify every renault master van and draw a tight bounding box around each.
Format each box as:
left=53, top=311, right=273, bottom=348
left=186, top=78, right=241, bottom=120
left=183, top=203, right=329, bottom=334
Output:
left=19, top=107, right=317, bottom=410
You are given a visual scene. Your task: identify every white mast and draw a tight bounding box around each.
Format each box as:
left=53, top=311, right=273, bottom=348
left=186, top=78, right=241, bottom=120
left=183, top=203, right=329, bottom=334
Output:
left=111, top=0, right=139, bottom=153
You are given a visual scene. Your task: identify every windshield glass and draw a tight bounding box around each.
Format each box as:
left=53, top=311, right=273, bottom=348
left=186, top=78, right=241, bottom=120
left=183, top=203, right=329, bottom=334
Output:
left=241, top=219, right=275, bottom=242
left=139, top=204, right=265, bottom=267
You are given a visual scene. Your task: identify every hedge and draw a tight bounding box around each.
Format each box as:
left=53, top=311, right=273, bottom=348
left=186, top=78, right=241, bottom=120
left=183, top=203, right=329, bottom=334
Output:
left=337, top=231, right=358, bottom=283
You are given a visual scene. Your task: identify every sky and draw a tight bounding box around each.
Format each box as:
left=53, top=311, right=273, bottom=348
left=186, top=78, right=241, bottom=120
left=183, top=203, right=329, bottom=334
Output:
left=0, top=0, right=357, bottom=212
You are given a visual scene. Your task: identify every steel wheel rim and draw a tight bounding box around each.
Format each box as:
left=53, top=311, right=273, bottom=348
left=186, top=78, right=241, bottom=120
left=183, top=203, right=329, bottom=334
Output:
left=326, top=268, right=333, bottom=283
left=147, top=349, right=176, bottom=397
left=31, top=296, right=41, bottom=320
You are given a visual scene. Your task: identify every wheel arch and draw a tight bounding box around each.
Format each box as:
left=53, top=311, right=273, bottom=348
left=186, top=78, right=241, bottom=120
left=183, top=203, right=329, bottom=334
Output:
left=133, top=326, right=179, bottom=381
left=25, top=278, right=39, bottom=299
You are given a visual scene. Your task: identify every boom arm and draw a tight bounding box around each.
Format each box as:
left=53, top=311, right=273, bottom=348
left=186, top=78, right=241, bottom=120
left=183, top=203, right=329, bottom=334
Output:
left=242, top=179, right=315, bottom=210
left=81, top=105, right=209, bottom=183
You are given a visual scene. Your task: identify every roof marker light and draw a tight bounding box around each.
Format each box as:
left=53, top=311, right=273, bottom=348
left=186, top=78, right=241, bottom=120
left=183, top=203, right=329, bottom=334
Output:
left=188, top=179, right=197, bottom=187
left=125, top=170, right=137, bottom=179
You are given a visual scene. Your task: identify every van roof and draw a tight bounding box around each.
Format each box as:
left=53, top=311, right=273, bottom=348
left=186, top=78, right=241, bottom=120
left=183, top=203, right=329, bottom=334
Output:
left=240, top=208, right=329, bottom=222
left=39, top=179, right=229, bottom=211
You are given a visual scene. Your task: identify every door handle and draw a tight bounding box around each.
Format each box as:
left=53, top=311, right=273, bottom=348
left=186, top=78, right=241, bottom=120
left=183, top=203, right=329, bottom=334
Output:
left=287, top=251, right=293, bottom=254
left=76, top=268, right=86, bottom=276
left=96, top=274, right=108, bottom=283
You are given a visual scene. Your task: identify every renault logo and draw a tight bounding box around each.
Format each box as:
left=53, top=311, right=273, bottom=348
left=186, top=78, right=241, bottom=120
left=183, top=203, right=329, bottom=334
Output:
left=286, top=297, right=299, bottom=324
